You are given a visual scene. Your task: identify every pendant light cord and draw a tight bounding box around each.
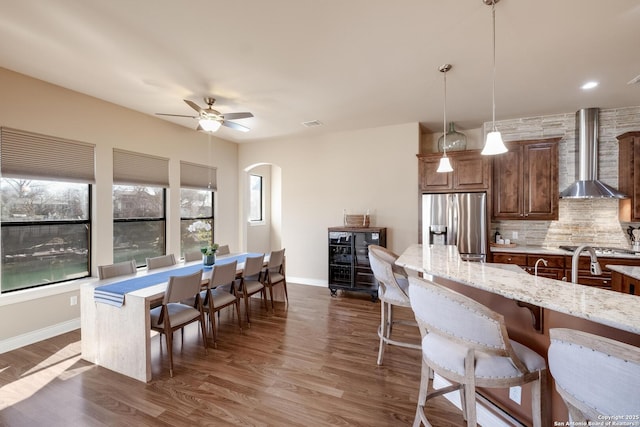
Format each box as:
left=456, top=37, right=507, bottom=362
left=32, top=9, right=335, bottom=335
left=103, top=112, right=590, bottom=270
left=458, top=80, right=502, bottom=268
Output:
left=491, top=1, right=497, bottom=132
left=443, top=68, right=447, bottom=155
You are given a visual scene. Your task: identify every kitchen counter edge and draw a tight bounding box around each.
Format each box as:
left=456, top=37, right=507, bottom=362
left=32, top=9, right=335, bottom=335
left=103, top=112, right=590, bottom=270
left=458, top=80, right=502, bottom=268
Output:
left=397, top=244, right=640, bottom=335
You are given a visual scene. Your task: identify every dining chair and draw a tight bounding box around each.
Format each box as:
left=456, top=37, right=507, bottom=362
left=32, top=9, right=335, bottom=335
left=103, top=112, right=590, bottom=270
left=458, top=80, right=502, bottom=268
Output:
left=97, top=260, right=137, bottom=279
left=204, top=260, right=242, bottom=347
left=237, top=254, right=267, bottom=326
left=262, top=248, right=287, bottom=310
left=184, top=250, right=202, bottom=262
left=548, top=328, right=640, bottom=422
left=149, top=269, right=208, bottom=377
left=216, top=244, right=230, bottom=256
left=408, top=276, right=549, bottom=427
left=146, top=254, right=176, bottom=270
left=368, top=247, right=420, bottom=365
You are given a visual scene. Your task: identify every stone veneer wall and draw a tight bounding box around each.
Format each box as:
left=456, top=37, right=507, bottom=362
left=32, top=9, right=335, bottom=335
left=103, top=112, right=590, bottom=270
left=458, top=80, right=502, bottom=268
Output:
left=489, top=106, right=640, bottom=249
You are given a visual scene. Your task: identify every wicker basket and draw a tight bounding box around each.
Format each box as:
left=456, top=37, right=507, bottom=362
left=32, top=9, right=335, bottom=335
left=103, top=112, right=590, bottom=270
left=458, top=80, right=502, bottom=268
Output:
left=344, top=214, right=370, bottom=228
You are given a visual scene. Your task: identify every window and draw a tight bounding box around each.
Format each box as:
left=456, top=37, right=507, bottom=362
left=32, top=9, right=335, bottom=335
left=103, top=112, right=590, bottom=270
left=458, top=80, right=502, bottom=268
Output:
left=180, top=189, right=214, bottom=256
left=179, top=161, right=216, bottom=256
left=112, top=149, right=169, bottom=267
left=0, top=128, right=94, bottom=293
left=113, top=185, right=165, bottom=266
left=249, top=174, right=263, bottom=222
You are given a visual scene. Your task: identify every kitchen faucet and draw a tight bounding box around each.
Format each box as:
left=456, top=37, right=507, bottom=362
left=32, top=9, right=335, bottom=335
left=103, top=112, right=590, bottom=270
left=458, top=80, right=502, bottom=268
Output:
left=571, top=245, right=602, bottom=284
left=534, top=258, right=548, bottom=276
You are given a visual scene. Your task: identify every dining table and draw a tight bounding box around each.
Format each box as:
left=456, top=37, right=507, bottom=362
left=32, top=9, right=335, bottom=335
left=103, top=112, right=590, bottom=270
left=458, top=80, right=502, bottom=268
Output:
left=80, top=252, right=263, bottom=382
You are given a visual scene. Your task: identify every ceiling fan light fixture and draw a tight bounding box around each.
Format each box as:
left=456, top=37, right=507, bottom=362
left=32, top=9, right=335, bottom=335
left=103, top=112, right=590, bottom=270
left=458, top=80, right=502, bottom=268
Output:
left=199, top=118, right=222, bottom=132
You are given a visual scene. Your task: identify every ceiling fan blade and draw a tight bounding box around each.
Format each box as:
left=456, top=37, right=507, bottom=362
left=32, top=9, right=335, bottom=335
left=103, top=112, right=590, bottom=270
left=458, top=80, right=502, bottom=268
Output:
left=183, top=99, right=203, bottom=114
left=222, top=120, right=250, bottom=132
left=156, top=113, right=197, bottom=118
left=221, top=112, right=254, bottom=120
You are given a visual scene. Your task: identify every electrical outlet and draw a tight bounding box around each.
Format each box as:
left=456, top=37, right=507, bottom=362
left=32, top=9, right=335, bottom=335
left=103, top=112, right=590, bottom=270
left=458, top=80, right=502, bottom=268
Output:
left=509, top=386, right=522, bottom=404
left=70, top=295, right=78, bottom=306
left=512, top=231, right=518, bottom=240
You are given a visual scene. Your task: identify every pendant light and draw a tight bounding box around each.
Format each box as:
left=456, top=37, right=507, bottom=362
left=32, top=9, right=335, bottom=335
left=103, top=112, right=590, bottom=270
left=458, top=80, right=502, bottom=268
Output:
left=481, top=0, right=508, bottom=156
left=437, top=64, right=454, bottom=173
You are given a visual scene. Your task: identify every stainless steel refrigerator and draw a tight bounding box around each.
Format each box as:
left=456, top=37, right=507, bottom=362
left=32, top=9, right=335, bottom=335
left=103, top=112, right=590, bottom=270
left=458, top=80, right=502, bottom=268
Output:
left=421, top=192, right=488, bottom=262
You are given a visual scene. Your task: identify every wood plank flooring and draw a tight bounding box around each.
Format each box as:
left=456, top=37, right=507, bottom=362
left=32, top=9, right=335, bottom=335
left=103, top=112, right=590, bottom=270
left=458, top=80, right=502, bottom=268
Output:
left=0, top=284, right=466, bottom=426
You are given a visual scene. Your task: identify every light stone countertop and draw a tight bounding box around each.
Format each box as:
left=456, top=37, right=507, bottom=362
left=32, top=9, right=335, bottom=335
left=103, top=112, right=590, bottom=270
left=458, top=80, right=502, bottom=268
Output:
left=396, top=244, right=640, bottom=335
left=490, top=245, right=569, bottom=256
left=491, top=244, right=640, bottom=259
left=607, top=265, right=640, bottom=280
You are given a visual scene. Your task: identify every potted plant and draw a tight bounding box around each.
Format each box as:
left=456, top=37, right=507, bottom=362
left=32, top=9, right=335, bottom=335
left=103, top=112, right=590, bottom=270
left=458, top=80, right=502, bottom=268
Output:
left=201, top=243, right=219, bottom=266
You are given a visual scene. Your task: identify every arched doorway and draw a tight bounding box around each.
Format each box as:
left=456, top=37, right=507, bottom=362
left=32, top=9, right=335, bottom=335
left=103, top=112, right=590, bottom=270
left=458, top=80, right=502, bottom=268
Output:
left=242, top=163, right=282, bottom=253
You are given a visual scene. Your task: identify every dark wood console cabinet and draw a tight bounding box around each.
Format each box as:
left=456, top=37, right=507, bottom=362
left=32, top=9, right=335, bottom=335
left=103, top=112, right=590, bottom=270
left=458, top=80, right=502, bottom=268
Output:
left=328, top=227, right=386, bottom=301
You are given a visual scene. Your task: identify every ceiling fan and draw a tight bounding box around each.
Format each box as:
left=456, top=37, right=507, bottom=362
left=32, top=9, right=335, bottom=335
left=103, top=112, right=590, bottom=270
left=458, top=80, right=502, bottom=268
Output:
left=156, top=97, right=253, bottom=133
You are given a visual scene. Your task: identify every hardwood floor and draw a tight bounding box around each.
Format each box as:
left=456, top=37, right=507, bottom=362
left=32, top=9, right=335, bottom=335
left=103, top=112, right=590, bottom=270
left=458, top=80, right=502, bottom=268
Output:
left=0, top=284, right=466, bottom=426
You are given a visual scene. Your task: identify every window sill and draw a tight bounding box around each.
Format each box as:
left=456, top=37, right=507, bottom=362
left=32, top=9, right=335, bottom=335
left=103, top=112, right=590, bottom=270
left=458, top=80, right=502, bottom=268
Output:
left=0, top=278, right=92, bottom=306
left=248, top=220, right=266, bottom=226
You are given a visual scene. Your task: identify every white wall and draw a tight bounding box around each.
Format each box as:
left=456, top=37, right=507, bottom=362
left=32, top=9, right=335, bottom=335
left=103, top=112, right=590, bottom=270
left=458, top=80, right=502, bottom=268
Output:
left=0, top=68, right=239, bottom=345
left=239, top=122, right=420, bottom=285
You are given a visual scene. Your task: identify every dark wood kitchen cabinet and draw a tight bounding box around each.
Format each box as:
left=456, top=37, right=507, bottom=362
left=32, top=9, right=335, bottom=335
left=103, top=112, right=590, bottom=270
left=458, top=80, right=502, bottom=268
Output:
left=417, top=150, right=490, bottom=192
left=564, top=256, right=640, bottom=290
left=611, top=270, right=640, bottom=296
left=492, top=252, right=565, bottom=280
left=617, top=131, right=640, bottom=221
left=492, top=251, right=640, bottom=291
left=492, top=137, right=560, bottom=220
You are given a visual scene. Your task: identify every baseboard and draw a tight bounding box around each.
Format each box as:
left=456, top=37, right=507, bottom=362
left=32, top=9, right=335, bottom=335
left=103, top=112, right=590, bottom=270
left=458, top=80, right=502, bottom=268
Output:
left=0, top=318, right=80, bottom=354
left=286, top=277, right=327, bottom=287
left=432, top=374, right=524, bottom=427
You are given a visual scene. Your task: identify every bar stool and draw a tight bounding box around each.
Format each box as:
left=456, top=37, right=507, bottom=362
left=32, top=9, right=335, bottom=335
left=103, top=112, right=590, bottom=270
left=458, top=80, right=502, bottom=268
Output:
left=548, top=328, right=640, bottom=422
left=408, top=276, right=549, bottom=427
left=368, top=246, right=420, bottom=365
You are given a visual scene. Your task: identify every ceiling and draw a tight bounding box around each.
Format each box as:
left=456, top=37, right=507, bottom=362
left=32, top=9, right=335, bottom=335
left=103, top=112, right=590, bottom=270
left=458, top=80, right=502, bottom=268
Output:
left=1, top=0, right=639, bottom=143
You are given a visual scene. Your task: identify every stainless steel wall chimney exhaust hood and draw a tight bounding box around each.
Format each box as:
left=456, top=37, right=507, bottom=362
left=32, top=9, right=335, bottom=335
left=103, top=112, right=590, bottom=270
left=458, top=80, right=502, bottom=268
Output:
left=559, top=108, right=627, bottom=199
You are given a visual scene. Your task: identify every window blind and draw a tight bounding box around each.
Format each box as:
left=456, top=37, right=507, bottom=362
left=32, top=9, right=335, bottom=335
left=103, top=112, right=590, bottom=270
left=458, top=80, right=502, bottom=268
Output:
left=1, top=127, right=95, bottom=183
left=113, top=149, right=169, bottom=187
left=180, top=161, right=217, bottom=191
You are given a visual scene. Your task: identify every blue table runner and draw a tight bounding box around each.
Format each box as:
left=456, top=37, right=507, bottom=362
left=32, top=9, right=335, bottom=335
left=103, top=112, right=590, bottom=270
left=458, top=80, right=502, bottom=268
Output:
left=94, top=253, right=260, bottom=307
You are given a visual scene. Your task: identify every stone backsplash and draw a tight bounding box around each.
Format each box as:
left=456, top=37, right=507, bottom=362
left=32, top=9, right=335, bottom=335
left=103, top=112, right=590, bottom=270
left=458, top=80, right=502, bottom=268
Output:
left=488, top=106, right=640, bottom=249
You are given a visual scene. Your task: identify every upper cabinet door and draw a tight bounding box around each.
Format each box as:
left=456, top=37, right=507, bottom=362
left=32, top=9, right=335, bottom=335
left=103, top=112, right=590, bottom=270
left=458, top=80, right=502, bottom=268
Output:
left=418, top=150, right=490, bottom=192
left=492, top=138, right=560, bottom=220
left=617, top=131, right=640, bottom=221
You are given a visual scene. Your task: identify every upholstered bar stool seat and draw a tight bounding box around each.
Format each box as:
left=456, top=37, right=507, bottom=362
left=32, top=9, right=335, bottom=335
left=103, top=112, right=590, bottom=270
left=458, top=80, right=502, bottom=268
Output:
left=548, top=328, right=640, bottom=422
left=368, top=245, right=420, bottom=365
left=408, top=276, right=549, bottom=427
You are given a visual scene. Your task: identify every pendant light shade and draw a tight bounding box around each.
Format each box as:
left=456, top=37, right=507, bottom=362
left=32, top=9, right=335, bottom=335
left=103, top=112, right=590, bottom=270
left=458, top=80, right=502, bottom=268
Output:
left=437, top=63, right=454, bottom=173
left=437, top=154, right=453, bottom=173
left=481, top=0, right=508, bottom=156
left=482, top=131, right=507, bottom=155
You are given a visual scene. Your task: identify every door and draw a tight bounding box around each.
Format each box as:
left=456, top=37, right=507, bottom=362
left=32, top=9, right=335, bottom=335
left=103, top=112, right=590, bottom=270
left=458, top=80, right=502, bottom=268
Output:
left=455, top=192, right=487, bottom=261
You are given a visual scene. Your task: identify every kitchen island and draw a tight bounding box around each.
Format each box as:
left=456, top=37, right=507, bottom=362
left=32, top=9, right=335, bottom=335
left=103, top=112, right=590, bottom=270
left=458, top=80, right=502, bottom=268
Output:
left=396, top=244, right=640, bottom=426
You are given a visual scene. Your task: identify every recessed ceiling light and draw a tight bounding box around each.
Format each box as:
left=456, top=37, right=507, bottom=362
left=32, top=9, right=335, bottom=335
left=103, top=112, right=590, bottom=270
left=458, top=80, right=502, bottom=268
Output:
left=302, top=120, right=323, bottom=128
left=628, top=74, right=640, bottom=85
left=581, top=81, right=599, bottom=90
